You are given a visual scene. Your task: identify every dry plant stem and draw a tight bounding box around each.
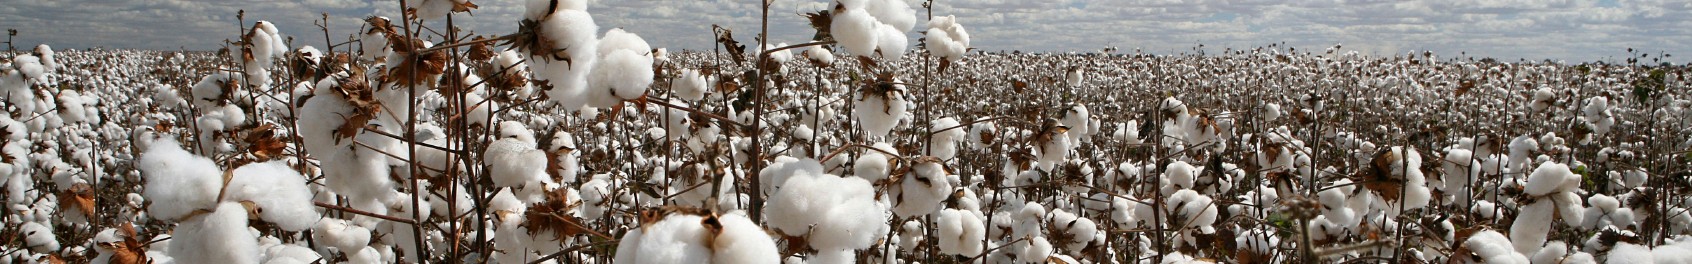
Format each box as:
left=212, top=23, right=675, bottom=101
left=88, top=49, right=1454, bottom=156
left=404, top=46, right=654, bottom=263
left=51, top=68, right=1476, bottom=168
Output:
left=747, top=0, right=771, bottom=223
left=395, top=0, right=431, bottom=260
left=315, top=201, right=418, bottom=225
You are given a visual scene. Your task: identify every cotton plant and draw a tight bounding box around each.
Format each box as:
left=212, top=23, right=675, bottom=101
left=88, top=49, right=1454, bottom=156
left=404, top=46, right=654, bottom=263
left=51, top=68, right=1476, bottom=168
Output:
left=136, top=139, right=319, bottom=264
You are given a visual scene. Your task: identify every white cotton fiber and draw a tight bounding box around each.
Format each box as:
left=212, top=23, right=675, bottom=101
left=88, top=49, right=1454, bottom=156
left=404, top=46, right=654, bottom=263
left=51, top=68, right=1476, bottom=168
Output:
left=138, top=139, right=223, bottom=221
left=712, top=213, right=781, bottom=264
left=831, top=7, right=880, bottom=57
left=21, top=222, right=57, bottom=253
left=892, top=161, right=951, bottom=218
left=171, top=202, right=261, bottom=264
left=853, top=142, right=896, bottom=181
left=937, top=209, right=985, bottom=256
left=1466, top=230, right=1528, bottom=264
left=764, top=166, right=887, bottom=251
left=674, top=68, right=708, bottom=101
left=485, top=137, right=550, bottom=188
left=624, top=214, right=712, bottom=264
left=852, top=85, right=907, bottom=138
left=925, top=15, right=970, bottom=62
left=533, top=9, right=600, bottom=111
left=225, top=161, right=321, bottom=231
left=873, top=24, right=908, bottom=62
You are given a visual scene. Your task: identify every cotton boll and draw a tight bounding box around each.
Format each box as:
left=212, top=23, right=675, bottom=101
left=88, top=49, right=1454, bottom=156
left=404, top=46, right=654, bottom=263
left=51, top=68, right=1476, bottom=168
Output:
left=586, top=29, right=655, bottom=107
left=1608, top=242, right=1652, bottom=264
left=313, top=218, right=372, bottom=253
left=928, top=117, right=965, bottom=160
left=525, top=0, right=587, bottom=19
left=852, top=142, right=895, bottom=181
left=873, top=24, right=908, bottom=62
left=711, top=213, right=781, bottom=264
left=138, top=139, right=223, bottom=220
left=485, top=137, right=550, bottom=188
left=1511, top=199, right=1555, bottom=255
left=892, top=160, right=951, bottom=218
left=532, top=10, right=600, bottom=111
left=1524, top=162, right=1579, bottom=196
left=806, top=46, right=835, bottom=66
left=863, top=0, right=916, bottom=31
left=225, top=161, right=321, bottom=231
left=674, top=68, right=708, bottom=101
left=171, top=202, right=261, bottom=264
left=853, top=86, right=907, bottom=138
left=925, top=15, right=970, bottom=62
left=936, top=209, right=985, bottom=256
left=623, top=214, right=711, bottom=263
left=1019, top=236, right=1054, bottom=263
left=830, top=7, right=880, bottom=58
left=20, top=222, right=56, bottom=253
left=1466, top=229, right=1529, bottom=264
left=764, top=165, right=886, bottom=251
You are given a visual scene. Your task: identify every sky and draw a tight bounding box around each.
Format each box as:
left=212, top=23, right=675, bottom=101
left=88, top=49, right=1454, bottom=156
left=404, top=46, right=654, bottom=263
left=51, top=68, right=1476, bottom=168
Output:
left=1, top=0, right=1687, bottom=63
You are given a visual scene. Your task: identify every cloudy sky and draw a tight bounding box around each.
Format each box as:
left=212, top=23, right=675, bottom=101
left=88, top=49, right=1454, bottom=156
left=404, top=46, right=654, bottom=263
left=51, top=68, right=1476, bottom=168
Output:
left=2, top=0, right=1687, bottom=63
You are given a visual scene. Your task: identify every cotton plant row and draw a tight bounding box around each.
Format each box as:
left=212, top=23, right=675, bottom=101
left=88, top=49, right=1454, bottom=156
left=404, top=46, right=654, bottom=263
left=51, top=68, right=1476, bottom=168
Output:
left=5, top=1, right=1692, bottom=264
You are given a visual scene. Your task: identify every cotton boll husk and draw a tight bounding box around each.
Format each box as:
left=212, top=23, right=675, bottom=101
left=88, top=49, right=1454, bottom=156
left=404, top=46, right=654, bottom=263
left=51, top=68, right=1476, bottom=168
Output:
left=225, top=161, right=321, bottom=231
left=172, top=202, right=261, bottom=264
left=873, top=24, right=908, bottom=62
left=830, top=8, right=880, bottom=57
left=712, top=213, right=781, bottom=264
left=138, top=139, right=223, bottom=220
left=532, top=10, right=600, bottom=111
left=673, top=68, right=708, bottom=101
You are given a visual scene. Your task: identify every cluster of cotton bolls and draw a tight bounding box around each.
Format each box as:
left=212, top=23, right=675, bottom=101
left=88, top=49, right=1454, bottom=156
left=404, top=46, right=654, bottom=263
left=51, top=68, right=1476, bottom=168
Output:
left=830, top=0, right=916, bottom=62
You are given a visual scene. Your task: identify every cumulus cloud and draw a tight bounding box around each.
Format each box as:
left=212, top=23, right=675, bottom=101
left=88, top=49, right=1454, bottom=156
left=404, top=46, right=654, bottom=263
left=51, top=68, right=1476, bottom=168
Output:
left=1, top=0, right=1685, bottom=62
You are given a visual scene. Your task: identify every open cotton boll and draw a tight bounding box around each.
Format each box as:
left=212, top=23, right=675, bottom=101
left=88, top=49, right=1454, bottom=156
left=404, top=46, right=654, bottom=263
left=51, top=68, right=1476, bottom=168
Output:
left=1511, top=198, right=1556, bottom=255
left=892, top=160, right=951, bottom=218
left=20, top=222, right=56, bottom=253
left=32, top=45, right=55, bottom=72
left=191, top=72, right=241, bottom=108
left=1524, top=162, right=1579, bottom=196
left=532, top=9, right=599, bottom=111
left=852, top=86, right=907, bottom=138
left=171, top=202, right=261, bottom=264
left=1530, top=87, right=1555, bottom=113
left=863, top=0, right=916, bottom=31
left=585, top=29, right=655, bottom=107
left=485, top=137, right=550, bottom=188
left=1465, top=230, right=1529, bottom=264
left=936, top=209, right=985, bottom=256
left=1167, top=189, right=1218, bottom=231
left=830, top=7, right=880, bottom=57
left=225, top=161, right=321, bottom=231
left=764, top=165, right=886, bottom=251
left=296, top=77, right=357, bottom=155
left=712, top=213, right=782, bottom=264
left=873, top=23, right=909, bottom=62
left=674, top=68, right=708, bottom=101
left=853, top=142, right=896, bottom=181
left=928, top=117, right=965, bottom=160
left=1020, top=236, right=1054, bottom=263
left=314, top=218, right=372, bottom=253
left=525, top=0, right=588, bottom=19
left=925, top=15, right=970, bottom=62
left=806, top=46, right=835, bottom=66
left=617, top=214, right=712, bottom=264
left=761, top=43, right=794, bottom=63
left=138, top=139, right=223, bottom=221
left=1609, top=242, right=1652, bottom=264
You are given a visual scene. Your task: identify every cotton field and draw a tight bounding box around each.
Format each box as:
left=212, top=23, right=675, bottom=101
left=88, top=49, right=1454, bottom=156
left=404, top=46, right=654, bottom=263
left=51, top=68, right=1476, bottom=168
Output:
left=1, top=0, right=1690, bottom=264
